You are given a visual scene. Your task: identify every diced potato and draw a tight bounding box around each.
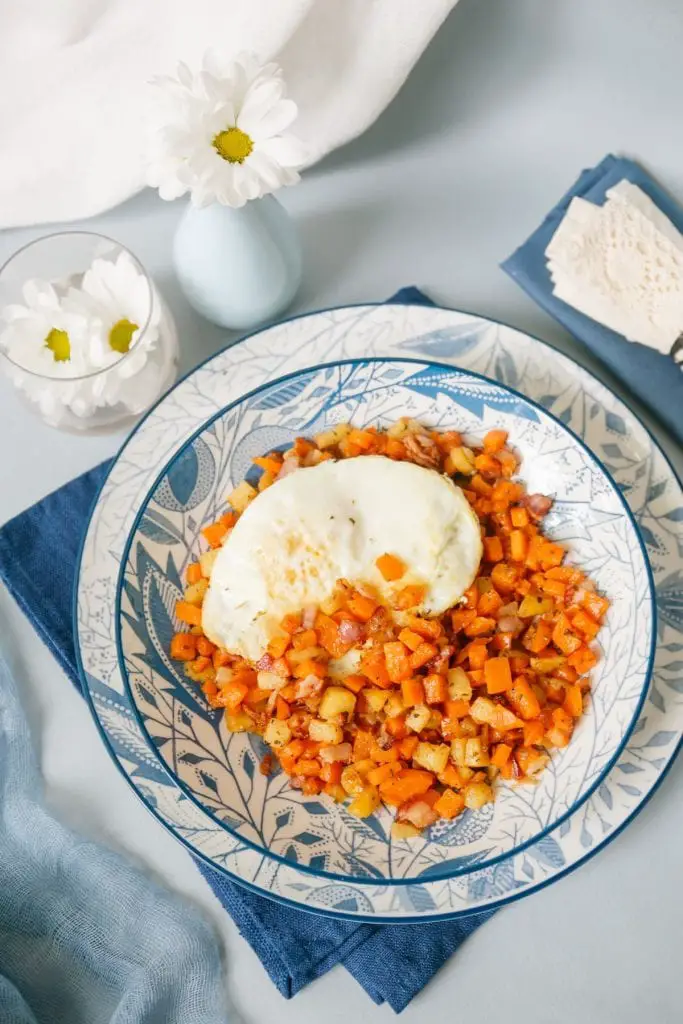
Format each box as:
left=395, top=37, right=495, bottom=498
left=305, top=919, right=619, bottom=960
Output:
left=200, top=548, right=220, bottom=578
left=518, top=594, right=553, bottom=618
left=319, top=686, right=357, bottom=720
left=227, top=480, right=257, bottom=513
left=353, top=758, right=376, bottom=777
left=426, top=710, right=443, bottom=730
left=327, top=649, right=361, bottom=679
left=387, top=417, right=422, bottom=438
left=530, top=656, right=566, bottom=673
left=447, top=667, right=472, bottom=701
left=341, top=765, right=366, bottom=795
left=413, top=741, right=450, bottom=774
left=226, top=711, right=254, bottom=733
left=315, top=423, right=351, bottom=449
left=459, top=716, right=479, bottom=737
left=384, top=692, right=406, bottom=718
left=184, top=578, right=209, bottom=606
left=450, top=737, right=468, bottom=767
left=464, top=737, right=490, bottom=768
left=405, top=704, right=431, bottom=733
left=347, top=785, right=381, bottom=818
left=445, top=446, right=476, bottom=475
left=287, top=646, right=327, bottom=666
left=263, top=718, right=292, bottom=748
left=257, top=670, right=284, bottom=690
left=363, top=688, right=389, bottom=713
left=309, top=719, right=343, bottom=744
left=464, top=781, right=494, bottom=810
left=391, top=821, right=422, bottom=840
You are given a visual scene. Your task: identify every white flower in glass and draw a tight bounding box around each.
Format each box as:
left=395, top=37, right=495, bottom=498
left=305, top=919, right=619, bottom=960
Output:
left=146, top=52, right=307, bottom=208
left=0, top=279, right=90, bottom=378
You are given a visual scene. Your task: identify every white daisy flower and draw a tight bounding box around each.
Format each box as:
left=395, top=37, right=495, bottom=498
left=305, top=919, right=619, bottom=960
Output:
left=0, top=279, right=90, bottom=377
left=146, top=52, right=307, bottom=208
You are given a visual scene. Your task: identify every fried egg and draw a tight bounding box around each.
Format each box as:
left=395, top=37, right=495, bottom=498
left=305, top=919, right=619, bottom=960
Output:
left=202, top=455, right=483, bottom=661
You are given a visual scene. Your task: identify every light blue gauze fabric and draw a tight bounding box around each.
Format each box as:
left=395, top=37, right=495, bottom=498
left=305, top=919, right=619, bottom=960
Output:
left=0, top=652, right=229, bottom=1024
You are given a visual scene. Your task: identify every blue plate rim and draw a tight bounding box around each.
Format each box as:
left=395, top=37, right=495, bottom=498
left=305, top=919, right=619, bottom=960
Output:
left=112, top=353, right=657, bottom=886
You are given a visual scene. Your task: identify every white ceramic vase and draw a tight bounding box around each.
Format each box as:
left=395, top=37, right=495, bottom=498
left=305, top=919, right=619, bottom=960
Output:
left=173, top=196, right=302, bottom=331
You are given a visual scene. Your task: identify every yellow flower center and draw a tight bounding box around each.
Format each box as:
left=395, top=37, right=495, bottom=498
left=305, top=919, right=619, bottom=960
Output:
left=213, top=127, right=253, bottom=164
left=45, top=328, right=71, bottom=363
left=109, top=318, right=138, bottom=354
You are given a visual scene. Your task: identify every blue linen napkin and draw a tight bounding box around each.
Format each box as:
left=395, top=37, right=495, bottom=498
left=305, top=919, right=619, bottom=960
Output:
left=502, top=154, right=683, bottom=445
left=0, top=646, right=228, bottom=1024
left=0, top=287, right=494, bottom=1015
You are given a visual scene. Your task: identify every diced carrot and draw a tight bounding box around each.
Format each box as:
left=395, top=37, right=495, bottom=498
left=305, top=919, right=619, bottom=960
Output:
left=497, top=449, right=518, bottom=477
left=360, top=648, right=391, bottom=688
left=175, top=601, right=202, bottom=627
left=353, top=730, right=374, bottom=760
left=540, top=542, right=565, bottom=569
left=404, top=615, right=442, bottom=640
left=475, top=453, right=501, bottom=478
left=451, top=608, right=477, bottom=632
left=478, top=589, right=503, bottom=616
left=483, top=429, right=508, bottom=453
left=445, top=699, right=471, bottom=719
left=401, top=677, right=426, bottom=707
left=510, top=652, right=530, bottom=674
left=491, top=631, right=513, bottom=651
left=368, top=762, right=396, bottom=786
left=466, top=642, right=489, bottom=670
left=491, top=562, right=518, bottom=593
left=510, top=506, right=529, bottom=528
left=275, top=695, right=291, bottom=720
left=253, top=454, right=283, bottom=475
left=523, top=719, right=546, bottom=746
left=320, top=761, right=342, bottom=785
left=581, top=592, right=610, bottom=621
left=438, top=763, right=466, bottom=789
left=523, top=617, right=553, bottom=653
left=384, top=641, right=412, bottom=682
left=343, top=674, right=368, bottom=694
left=399, top=735, right=419, bottom=759
left=434, top=789, right=466, bottom=819
left=484, top=657, right=513, bottom=695
left=423, top=674, right=447, bottom=704
left=509, top=529, right=528, bottom=563
left=291, top=629, right=318, bottom=650
left=280, top=613, right=302, bottom=634
left=267, top=633, right=290, bottom=659
left=570, top=609, right=601, bottom=640
left=221, top=680, right=249, bottom=711
left=470, top=473, right=493, bottom=497
left=385, top=715, right=408, bottom=740
left=376, top=553, right=406, bottom=581
left=186, top=562, right=203, bottom=584
left=201, top=522, right=228, bottom=548
left=192, top=655, right=211, bottom=673
left=170, top=632, right=197, bottom=661
left=295, top=758, right=322, bottom=778
left=463, top=584, right=479, bottom=609
left=409, top=642, right=438, bottom=669
left=483, top=536, right=504, bottom=562
left=491, top=743, right=512, bottom=768
left=464, top=617, right=496, bottom=638
left=398, top=628, right=424, bottom=652
left=552, top=614, right=582, bottom=655
left=196, top=636, right=216, bottom=657
left=563, top=684, right=584, bottom=718
left=567, top=645, right=598, bottom=674
left=393, top=584, right=427, bottom=610
left=508, top=677, right=541, bottom=720
left=293, top=658, right=327, bottom=680
left=379, top=769, right=435, bottom=807
left=537, top=576, right=566, bottom=598
left=212, top=648, right=231, bottom=670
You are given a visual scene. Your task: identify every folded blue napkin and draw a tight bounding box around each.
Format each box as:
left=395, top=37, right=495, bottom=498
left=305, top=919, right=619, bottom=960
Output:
left=0, top=287, right=494, bottom=1015
left=502, top=154, right=683, bottom=445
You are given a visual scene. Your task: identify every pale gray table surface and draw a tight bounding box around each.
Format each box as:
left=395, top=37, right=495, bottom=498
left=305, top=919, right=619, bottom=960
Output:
left=1, top=0, right=681, bottom=1020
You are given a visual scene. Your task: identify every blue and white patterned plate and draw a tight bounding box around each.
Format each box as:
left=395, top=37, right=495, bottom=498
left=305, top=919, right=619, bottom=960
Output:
left=75, top=304, right=682, bottom=921
left=117, top=357, right=653, bottom=884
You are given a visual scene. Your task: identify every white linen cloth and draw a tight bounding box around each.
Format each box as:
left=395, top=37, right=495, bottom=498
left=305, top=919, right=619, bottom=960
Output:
left=0, top=0, right=458, bottom=229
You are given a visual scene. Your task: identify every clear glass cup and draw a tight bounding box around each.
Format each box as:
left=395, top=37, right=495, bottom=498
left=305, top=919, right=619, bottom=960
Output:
left=0, top=232, right=179, bottom=431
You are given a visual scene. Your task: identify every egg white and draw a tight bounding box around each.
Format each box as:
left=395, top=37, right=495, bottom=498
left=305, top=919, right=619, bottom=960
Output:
left=202, top=455, right=483, bottom=661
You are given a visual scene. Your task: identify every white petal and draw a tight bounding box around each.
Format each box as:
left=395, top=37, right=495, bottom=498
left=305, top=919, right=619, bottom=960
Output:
left=258, top=134, right=308, bottom=168
left=245, top=150, right=286, bottom=190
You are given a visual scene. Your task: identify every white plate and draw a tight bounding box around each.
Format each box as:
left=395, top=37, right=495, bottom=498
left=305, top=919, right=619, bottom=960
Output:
left=75, top=304, right=682, bottom=921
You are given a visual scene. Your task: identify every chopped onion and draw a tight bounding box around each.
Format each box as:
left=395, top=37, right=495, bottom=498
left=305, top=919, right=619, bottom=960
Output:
left=302, top=604, right=318, bottom=630
left=524, top=493, right=553, bottom=519
left=215, top=666, right=233, bottom=686
left=276, top=457, right=299, bottom=480
left=338, top=618, right=364, bottom=645
left=397, top=800, right=439, bottom=829
left=319, top=742, right=352, bottom=763
left=497, top=602, right=519, bottom=619
left=294, top=674, right=324, bottom=700
left=498, top=615, right=523, bottom=635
